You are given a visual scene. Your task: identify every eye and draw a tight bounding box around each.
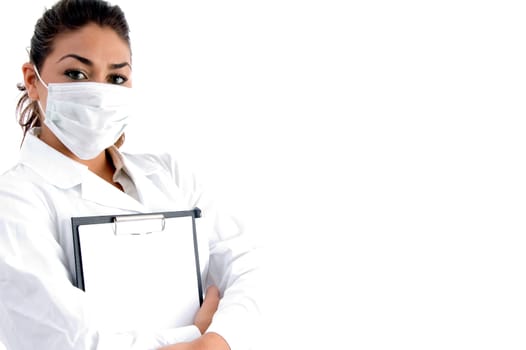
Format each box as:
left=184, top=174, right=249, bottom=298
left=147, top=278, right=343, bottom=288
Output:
left=108, top=74, right=128, bottom=85
left=64, top=69, right=88, bottom=81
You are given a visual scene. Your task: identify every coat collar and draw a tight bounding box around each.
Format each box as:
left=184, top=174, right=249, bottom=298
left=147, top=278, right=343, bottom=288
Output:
left=20, top=130, right=173, bottom=213
left=79, top=170, right=146, bottom=212
left=20, top=130, right=87, bottom=189
left=121, top=154, right=179, bottom=212
left=80, top=148, right=174, bottom=212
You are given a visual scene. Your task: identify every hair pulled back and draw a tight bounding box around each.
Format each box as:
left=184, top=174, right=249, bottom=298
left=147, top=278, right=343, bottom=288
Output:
left=16, top=0, right=131, bottom=141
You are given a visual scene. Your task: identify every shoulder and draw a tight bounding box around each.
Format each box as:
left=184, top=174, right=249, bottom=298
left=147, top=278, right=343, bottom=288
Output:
left=0, top=165, right=53, bottom=221
left=0, top=164, right=42, bottom=196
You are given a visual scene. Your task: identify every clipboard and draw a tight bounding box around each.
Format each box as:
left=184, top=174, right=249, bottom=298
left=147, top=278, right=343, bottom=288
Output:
left=71, top=208, right=203, bottom=332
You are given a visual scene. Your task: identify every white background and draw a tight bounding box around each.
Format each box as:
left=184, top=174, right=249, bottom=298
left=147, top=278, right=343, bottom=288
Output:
left=1, top=1, right=526, bottom=349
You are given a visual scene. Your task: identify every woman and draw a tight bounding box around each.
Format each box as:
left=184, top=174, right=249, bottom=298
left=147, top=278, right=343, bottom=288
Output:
left=0, top=0, right=260, bottom=349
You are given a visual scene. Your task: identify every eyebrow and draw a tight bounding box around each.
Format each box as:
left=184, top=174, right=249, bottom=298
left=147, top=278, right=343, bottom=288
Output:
left=57, top=54, right=131, bottom=70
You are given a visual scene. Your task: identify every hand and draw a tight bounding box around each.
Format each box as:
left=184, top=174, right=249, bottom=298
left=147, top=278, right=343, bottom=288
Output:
left=194, top=285, right=220, bottom=334
left=158, top=286, right=227, bottom=350
left=158, top=332, right=230, bottom=350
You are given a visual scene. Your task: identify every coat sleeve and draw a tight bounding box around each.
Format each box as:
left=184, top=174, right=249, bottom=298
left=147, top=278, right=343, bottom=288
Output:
left=165, top=154, right=263, bottom=350
left=0, top=178, right=201, bottom=350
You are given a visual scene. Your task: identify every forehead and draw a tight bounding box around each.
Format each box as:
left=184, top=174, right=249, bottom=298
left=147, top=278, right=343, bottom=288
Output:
left=46, top=22, right=131, bottom=65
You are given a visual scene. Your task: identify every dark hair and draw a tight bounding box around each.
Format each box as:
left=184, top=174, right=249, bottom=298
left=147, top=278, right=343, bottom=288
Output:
left=16, top=0, right=131, bottom=141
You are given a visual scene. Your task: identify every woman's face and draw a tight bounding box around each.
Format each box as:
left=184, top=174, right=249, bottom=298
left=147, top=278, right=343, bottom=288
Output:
left=27, top=22, right=132, bottom=107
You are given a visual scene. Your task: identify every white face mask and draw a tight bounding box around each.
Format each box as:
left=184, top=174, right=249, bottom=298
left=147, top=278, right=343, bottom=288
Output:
left=34, top=66, right=133, bottom=160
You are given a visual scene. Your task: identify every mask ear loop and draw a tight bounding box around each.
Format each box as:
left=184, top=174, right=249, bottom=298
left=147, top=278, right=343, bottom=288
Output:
left=23, top=48, right=48, bottom=131
left=33, top=65, right=48, bottom=89
left=27, top=47, right=49, bottom=118
left=31, top=64, right=48, bottom=118
left=25, top=46, right=47, bottom=88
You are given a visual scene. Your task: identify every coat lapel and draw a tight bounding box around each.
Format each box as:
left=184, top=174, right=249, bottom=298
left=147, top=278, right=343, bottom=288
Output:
left=124, top=160, right=185, bottom=212
left=80, top=171, right=146, bottom=212
left=21, top=132, right=179, bottom=213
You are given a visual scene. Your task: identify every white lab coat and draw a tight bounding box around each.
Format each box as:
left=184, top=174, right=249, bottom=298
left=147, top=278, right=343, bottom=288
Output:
left=0, top=131, right=260, bottom=350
